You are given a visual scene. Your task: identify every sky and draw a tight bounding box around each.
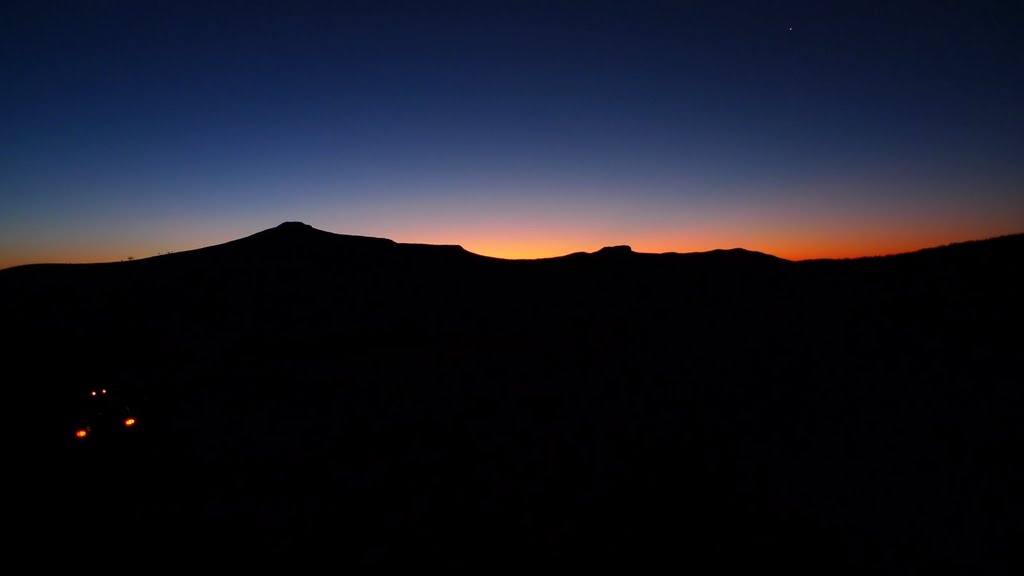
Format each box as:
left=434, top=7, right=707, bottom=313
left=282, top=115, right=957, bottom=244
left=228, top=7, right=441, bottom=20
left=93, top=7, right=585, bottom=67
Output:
left=2, top=0, right=1022, bottom=267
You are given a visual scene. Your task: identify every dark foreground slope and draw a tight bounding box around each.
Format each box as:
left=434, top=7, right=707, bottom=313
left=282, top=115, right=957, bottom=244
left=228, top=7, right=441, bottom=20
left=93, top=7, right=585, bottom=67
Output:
left=4, top=223, right=1022, bottom=571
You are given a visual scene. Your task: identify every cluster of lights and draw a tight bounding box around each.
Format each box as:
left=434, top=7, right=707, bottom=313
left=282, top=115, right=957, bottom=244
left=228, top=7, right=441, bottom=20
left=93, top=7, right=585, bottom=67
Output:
left=74, top=388, right=138, bottom=439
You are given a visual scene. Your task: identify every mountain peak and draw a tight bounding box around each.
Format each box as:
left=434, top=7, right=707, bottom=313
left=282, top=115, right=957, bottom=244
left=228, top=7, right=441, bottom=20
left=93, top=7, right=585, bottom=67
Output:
left=275, top=221, right=314, bottom=231
left=270, top=219, right=317, bottom=233
left=255, top=221, right=319, bottom=240
left=595, top=245, right=633, bottom=256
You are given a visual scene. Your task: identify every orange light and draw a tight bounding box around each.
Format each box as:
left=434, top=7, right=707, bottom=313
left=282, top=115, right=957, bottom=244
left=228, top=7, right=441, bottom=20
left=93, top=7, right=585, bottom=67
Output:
left=90, top=391, right=97, bottom=397
left=101, top=389, right=107, bottom=394
left=124, top=418, right=136, bottom=427
left=75, top=429, right=88, bottom=438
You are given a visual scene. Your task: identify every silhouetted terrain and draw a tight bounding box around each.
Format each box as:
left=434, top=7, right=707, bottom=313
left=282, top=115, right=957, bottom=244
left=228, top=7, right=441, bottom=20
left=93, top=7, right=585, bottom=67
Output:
left=5, top=222, right=1022, bottom=571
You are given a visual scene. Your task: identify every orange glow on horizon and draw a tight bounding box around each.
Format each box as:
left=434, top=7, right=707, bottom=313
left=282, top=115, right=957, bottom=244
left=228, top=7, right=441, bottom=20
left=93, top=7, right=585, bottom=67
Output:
left=457, top=234, right=995, bottom=261
left=5, top=233, right=1015, bottom=266
left=124, top=418, right=136, bottom=427
left=381, top=214, right=1024, bottom=261
left=3, top=219, right=1021, bottom=268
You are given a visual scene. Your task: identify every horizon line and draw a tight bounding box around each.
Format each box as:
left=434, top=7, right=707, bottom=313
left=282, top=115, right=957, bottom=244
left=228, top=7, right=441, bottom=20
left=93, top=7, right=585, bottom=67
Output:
left=3, top=222, right=1022, bottom=271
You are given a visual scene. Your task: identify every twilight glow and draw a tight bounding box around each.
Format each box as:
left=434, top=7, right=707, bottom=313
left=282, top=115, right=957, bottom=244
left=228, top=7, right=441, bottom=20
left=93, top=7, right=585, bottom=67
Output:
left=2, top=1, right=1022, bottom=268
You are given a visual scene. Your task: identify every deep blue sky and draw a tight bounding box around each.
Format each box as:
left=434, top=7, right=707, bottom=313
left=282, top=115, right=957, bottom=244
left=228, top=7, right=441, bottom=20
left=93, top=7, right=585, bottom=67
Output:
left=3, top=0, right=1022, bottom=265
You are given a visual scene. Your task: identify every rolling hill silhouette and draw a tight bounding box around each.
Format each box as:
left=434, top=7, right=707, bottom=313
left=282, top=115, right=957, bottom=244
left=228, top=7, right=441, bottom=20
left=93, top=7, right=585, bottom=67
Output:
left=4, top=223, right=1022, bottom=570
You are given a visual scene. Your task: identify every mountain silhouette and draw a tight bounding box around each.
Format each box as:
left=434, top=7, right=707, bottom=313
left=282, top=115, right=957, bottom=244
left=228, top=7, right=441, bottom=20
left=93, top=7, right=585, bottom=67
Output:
left=4, top=223, right=1021, bottom=570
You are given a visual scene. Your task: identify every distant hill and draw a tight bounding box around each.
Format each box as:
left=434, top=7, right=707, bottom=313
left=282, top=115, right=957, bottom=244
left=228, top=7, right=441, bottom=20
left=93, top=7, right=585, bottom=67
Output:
left=4, top=223, right=1022, bottom=570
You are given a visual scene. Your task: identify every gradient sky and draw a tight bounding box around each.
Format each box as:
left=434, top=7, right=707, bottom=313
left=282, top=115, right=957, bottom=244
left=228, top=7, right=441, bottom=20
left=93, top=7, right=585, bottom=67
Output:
left=2, top=0, right=1022, bottom=267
